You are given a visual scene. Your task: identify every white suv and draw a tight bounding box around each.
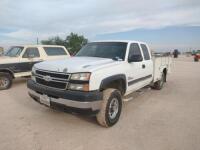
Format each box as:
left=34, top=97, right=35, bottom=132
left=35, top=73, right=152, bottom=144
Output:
left=0, top=45, right=70, bottom=90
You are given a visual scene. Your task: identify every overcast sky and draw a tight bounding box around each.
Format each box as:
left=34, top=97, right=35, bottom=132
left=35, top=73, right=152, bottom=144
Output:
left=0, top=0, right=200, bottom=51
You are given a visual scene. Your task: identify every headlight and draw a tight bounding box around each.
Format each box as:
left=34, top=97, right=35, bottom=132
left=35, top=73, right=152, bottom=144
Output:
left=31, top=67, right=36, bottom=81
left=70, top=73, right=90, bottom=81
left=32, top=66, right=36, bottom=76
left=68, top=83, right=89, bottom=91
left=69, top=73, right=90, bottom=91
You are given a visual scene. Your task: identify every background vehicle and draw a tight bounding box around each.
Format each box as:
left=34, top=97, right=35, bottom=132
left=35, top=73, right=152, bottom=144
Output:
left=0, top=45, right=70, bottom=90
left=173, top=49, right=179, bottom=58
left=194, top=50, right=200, bottom=62
left=27, top=41, right=172, bottom=127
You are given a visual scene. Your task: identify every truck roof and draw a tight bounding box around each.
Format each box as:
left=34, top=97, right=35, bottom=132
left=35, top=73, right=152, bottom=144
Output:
left=12, top=45, right=66, bottom=48
left=91, top=40, right=147, bottom=45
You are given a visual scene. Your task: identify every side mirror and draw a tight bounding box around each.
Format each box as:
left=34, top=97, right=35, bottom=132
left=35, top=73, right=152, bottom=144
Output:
left=128, top=55, right=143, bottom=62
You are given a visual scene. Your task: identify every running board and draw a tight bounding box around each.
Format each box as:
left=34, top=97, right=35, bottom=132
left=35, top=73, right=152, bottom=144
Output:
left=123, top=86, right=151, bottom=102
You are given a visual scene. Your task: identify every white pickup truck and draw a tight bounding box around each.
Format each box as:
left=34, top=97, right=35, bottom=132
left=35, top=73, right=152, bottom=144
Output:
left=27, top=41, right=172, bottom=127
left=0, top=45, right=70, bottom=90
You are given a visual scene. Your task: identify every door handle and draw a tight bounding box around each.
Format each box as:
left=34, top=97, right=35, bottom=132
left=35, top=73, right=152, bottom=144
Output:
left=142, top=64, right=145, bottom=69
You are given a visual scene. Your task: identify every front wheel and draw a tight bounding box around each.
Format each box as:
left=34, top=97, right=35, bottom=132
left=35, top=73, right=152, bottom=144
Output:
left=96, top=88, right=122, bottom=127
left=0, top=73, right=13, bottom=90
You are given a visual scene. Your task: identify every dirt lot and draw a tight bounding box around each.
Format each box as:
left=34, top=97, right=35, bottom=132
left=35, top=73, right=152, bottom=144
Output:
left=0, top=56, right=200, bottom=150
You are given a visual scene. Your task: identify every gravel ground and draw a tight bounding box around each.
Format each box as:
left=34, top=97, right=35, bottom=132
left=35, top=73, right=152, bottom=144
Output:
left=0, top=55, right=200, bottom=150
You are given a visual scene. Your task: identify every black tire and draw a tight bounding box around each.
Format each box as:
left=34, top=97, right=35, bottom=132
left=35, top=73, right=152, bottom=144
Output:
left=153, top=72, right=165, bottom=90
left=96, top=88, right=122, bottom=127
left=194, top=58, right=199, bottom=62
left=0, top=72, right=13, bottom=90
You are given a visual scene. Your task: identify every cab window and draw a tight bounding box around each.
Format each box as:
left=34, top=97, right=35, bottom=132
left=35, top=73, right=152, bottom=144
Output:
left=44, top=47, right=67, bottom=56
left=23, top=48, right=40, bottom=58
left=140, top=44, right=150, bottom=60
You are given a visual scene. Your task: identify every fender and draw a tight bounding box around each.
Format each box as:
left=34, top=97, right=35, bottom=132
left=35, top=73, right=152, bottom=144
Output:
left=100, top=74, right=127, bottom=93
left=0, top=68, right=14, bottom=78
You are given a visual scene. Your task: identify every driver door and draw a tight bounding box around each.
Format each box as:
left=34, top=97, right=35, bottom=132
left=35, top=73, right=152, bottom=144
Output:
left=19, top=47, right=41, bottom=73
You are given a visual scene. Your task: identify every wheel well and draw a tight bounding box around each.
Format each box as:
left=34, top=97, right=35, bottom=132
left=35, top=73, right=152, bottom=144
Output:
left=0, top=69, right=14, bottom=78
left=100, top=79, right=126, bottom=95
left=163, top=68, right=167, bottom=82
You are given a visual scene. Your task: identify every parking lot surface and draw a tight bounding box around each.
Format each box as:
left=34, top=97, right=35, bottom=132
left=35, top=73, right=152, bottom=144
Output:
left=0, top=56, right=200, bottom=150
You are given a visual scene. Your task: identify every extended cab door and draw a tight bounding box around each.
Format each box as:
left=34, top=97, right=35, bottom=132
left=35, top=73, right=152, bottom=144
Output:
left=139, top=43, right=153, bottom=85
left=126, top=43, right=145, bottom=93
left=19, top=47, right=42, bottom=73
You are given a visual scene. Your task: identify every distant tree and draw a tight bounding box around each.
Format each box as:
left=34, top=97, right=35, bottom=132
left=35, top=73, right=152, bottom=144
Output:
left=66, top=33, right=88, bottom=54
left=41, top=33, right=88, bottom=54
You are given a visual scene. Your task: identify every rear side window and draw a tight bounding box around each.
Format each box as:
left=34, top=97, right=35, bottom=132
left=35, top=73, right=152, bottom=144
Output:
left=128, top=43, right=143, bottom=61
left=140, top=44, right=150, bottom=60
left=23, top=47, right=40, bottom=58
left=44, top=47, right=67, bottom=56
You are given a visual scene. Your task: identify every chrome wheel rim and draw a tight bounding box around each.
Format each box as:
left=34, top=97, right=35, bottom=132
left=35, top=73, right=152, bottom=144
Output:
left=109, top=98, right=119, bottom=119
left=0, top=77, right=9, bottom=88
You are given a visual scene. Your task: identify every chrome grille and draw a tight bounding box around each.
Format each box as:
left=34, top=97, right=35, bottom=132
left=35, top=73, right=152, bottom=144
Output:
left=35, top=69, right=70, bottom=89
left=36, top=70, right=69, bottom=80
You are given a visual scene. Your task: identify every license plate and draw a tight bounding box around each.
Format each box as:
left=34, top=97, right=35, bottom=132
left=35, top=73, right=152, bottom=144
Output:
left=40, top=95, right=50, bottom=106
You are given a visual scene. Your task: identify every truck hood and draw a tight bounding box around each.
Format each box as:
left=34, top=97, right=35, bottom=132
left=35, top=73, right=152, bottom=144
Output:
left=0, top=56, right=19, bottom=64
left=35, top=57, right=120, bottom=73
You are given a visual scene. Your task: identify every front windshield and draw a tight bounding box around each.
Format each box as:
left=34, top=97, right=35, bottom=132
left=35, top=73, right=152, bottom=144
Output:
left=76, top=42, right=127, bottom=60
left=5, top=46, right=24, bottom=57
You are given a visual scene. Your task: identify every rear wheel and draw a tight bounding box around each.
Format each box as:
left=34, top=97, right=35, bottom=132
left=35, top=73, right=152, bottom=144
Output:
left=96, top=88, right=122, bottom=127
left=194, top=57, right=199, bottom=62
left=153, top=72, right=165, bottom=90
left=0, top=73, right=12, bottom=90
